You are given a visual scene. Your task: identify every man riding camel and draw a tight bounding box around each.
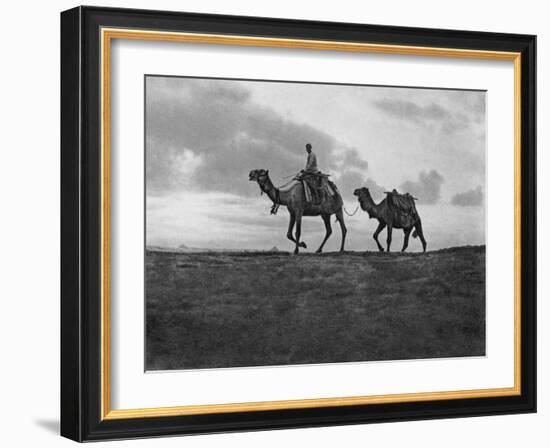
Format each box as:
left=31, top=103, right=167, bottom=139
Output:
left=299, top=143, right=330, bottom=204
left=304, top=143, right=318, bottom=173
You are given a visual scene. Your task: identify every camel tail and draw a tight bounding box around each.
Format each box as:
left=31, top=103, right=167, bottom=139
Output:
left=412, top=230, right=418, bottom=238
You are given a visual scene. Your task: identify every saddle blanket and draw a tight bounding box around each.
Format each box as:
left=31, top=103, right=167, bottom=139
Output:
left=301, top=180, right=336, bottom=203
left=278, top=177, right=335, bottom=203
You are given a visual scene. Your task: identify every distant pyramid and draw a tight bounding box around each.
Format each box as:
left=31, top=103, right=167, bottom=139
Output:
left=270, top=246, right=279, bottom=252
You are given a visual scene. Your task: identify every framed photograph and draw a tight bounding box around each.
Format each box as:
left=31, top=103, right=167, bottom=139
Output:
left=61, top=6, right=536, bottom=442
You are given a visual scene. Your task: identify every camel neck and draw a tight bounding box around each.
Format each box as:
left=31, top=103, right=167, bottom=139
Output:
left=259, top=177, right=283, bottom=205
left=360, top=194, right=380, bottom=217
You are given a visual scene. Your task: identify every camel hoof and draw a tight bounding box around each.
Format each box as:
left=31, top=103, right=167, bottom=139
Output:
left=379, top=248, right=384, bottom=252
left=293, top=249, right=299, bottom=255
left=300, top=242, right=307, bottom=249
left=315, top=249, right=322, bottom=254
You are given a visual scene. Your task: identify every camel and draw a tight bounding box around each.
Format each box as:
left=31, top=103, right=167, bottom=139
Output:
left=249, top=169, right=347, bottom=254
left=353, top=187, right=427, bottom=253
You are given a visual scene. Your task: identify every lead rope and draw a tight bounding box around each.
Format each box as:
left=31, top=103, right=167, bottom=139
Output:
left=343, top=205, right=359, bottom=217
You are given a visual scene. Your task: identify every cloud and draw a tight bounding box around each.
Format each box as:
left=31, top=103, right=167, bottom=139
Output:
left=443, top=90, right=486, bottom=124
left=451, top=186, right=484, bottom=206
left=372, top=98, right=474, bottom=134
left=145, top=77, right=368, bottom=196
left=399, top=170, right=444, bottom=204
left=364, top=178, right=386, bottom=200
left=334, top=170, right=385, bottom=201
left=340, top=148, right=368, bottom=171
left=374, top=99, right=450, bottom=121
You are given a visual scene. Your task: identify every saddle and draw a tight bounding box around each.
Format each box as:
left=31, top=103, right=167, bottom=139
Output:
left=297, top=171, right=335, bottom=205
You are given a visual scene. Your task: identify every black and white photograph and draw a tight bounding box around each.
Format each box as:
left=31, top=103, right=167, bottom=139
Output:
left=145, top=75, right=487, bottom=371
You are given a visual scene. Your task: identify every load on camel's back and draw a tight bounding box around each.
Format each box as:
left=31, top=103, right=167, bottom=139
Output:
left=353, top=187, right=427, bottom=253
left=386, top=189, right=420, bottom=229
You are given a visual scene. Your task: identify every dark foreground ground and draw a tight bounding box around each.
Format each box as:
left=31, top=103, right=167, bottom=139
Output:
left=145, top=246, right=485, bottom=370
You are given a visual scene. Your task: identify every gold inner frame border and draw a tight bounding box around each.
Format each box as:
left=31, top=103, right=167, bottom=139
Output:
left=99, top=27, right=522, bottom=421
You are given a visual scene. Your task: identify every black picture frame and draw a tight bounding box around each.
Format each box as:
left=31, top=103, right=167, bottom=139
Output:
left=61, top=5, right=536, bottom=442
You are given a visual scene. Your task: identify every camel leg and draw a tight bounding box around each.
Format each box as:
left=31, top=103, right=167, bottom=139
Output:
left=386, top=224, right=393, bottom=252
left=294, top=211, right=303, bottom=255
left=316, top=214, right=332, bottom=253
left=415, top=220, right=427, bottom=252
left=286, top=211, right=306, bottom=249
left=373, top=222, right=386, bottom=252
left=286, top=212, right=296, bottom=245
left=402, top=228, right=412, bottom=252
left=335, top=209, right=347, bottom=252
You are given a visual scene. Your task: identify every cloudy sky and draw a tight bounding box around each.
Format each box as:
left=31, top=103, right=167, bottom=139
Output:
left=145, top=76, right=486, bottom=252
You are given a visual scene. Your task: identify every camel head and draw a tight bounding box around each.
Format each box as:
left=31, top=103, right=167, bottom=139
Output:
left=249, top=169, right=270, bottom=181
left=353, top=187, right=375, bottom=215
left=353, top=187, right=371, bottom=201
left=248, top=169, right=269, bottom=182
left=249, top=169, right=272, bottom=193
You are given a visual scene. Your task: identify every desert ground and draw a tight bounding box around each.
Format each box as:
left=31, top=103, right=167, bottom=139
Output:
left=145, top=246, right=485, bottom=370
